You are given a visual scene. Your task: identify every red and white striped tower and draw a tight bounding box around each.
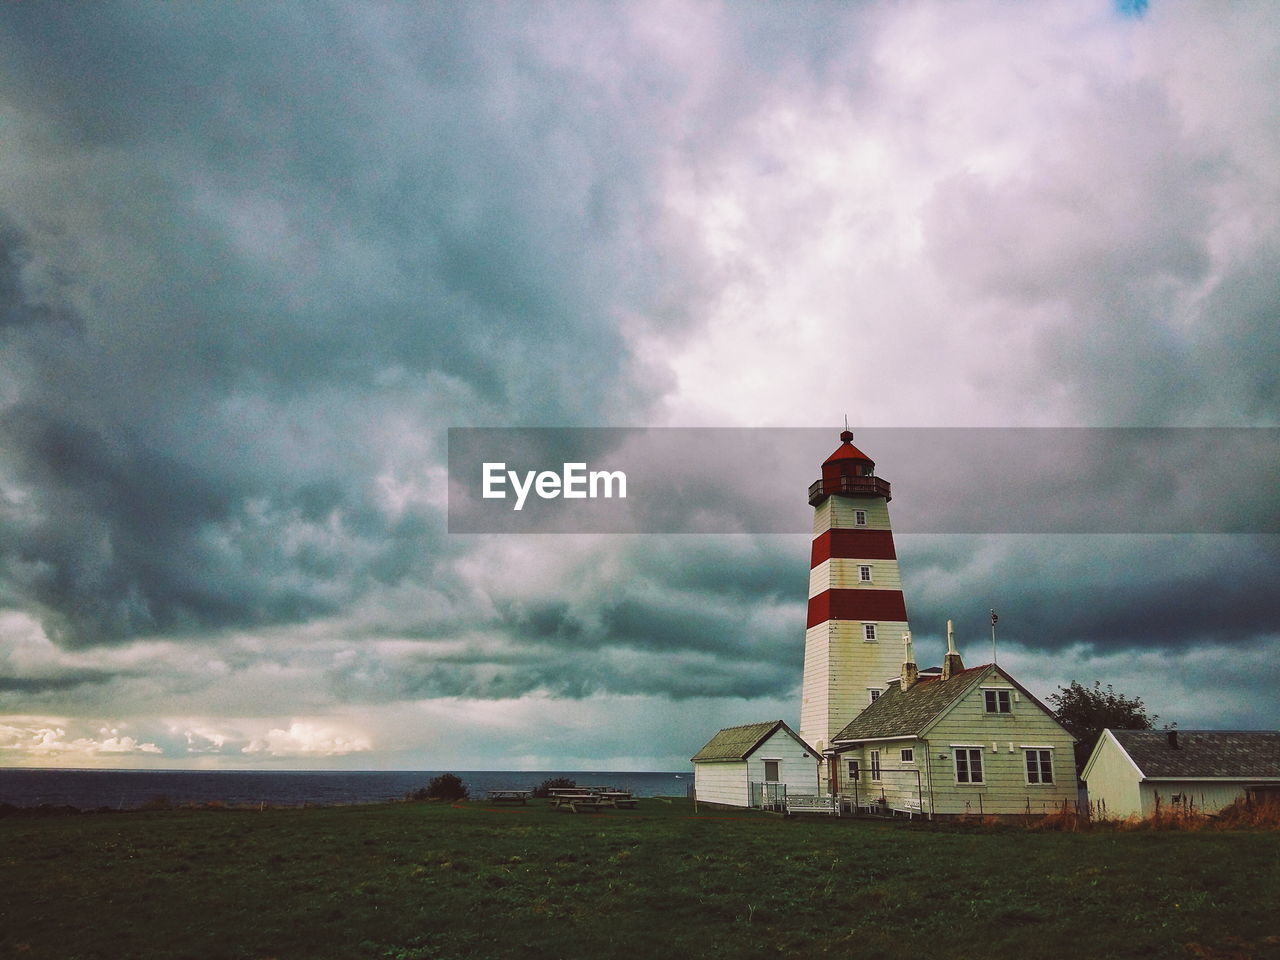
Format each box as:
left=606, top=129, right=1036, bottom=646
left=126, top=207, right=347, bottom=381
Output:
left=800, top=430, right=911, bottom=763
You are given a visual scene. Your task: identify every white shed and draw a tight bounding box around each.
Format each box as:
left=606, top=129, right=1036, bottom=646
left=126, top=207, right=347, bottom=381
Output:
left=691, top=720, right=819, bottom=808
left=1082, top=728, right=1280, bottom=819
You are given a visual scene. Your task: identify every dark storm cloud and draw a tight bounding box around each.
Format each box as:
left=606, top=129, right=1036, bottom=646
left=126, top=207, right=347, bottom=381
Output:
left=899, top=534, right=1280, bottom=654
left=0, top=219, right=78, bottom=332
left=325, top=636, right=793, bottom=702
left=0, top=3, right=741, bottom=647
left=395, top=528, right=1280, bottom=702
left=1, top=0, right=1278, bottom=751
left=0, top=668, right=123, bottom=694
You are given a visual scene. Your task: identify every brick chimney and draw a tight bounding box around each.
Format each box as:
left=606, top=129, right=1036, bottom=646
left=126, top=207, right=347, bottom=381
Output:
left=942, top=619, right=964, bottom=680
left=900, top=631, right=919, bottom=690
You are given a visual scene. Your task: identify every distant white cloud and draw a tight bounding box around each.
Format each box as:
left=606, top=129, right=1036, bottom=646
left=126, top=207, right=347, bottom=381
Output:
left=241, top=721, right=372, bottom=758
left=0, top=718, right=162, bottom=761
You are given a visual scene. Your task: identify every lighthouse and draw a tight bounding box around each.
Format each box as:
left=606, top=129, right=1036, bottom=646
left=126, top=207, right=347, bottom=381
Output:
left=800, top=430, right=911, bottom=765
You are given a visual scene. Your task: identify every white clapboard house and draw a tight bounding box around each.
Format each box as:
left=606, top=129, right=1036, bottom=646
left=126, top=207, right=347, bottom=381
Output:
left=691, top=720, right=819, bottom=809
left=826, top=634, right=1078, bottom=818
left=1082, top=728, right=1280, bottom=818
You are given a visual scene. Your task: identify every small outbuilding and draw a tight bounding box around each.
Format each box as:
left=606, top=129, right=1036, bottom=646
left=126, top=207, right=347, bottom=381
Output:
left=691, top=720, right=819, bottom=809
left=1082, top=728, right=1280, bottom=819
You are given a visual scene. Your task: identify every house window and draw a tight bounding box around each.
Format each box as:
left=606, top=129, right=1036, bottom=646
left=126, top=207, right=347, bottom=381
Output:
left=1025, top=749, right=1054, bottom=784
left=864, top=623, right=877, bottom=641
left=854, top=510, right=867, bottom=525
left=870, top=750, right=882, bottom=782
left=868, top=688, right=881, bottom=703
left=763, top=760, right=780, bottom=782
left=847, top=759, right=860, bottom=781
left=900, top=748, right=914, bottom=763
left=984, top=690, right=1012, bottom=713
left=954, top=748, right=984, bottom=784
left=859, top=565, right=872, bottom=583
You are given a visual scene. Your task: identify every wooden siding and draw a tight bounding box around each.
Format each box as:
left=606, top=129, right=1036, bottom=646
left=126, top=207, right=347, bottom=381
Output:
left=693, top=729, right=818, bottom=808
left=745, top=729, right=820, bottom=797
left=1140, top=781, right=1251, bottom=817
left=835, top=739, right=926, bottom=813
left=693, top=760, right=749, bottom=807
left=807, top=589, right=908, bottom=627
left=812, top=496, right=891, bottom=535
left=800, top=620, right=908, bottom=750
left=809, top=558, right=904, bottom=597
left=923, top=671, right=1077, bottom=815
left=810, top=529, right=898, bottom=565
left=1082, top=730, right=1144, bottom=818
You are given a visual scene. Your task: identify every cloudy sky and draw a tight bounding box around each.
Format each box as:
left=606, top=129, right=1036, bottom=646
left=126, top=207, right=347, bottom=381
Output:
left=1, top=0, right=1277, bottom=771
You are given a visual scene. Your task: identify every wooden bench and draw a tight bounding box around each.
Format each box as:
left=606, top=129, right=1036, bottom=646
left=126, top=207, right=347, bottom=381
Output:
left=785, top=795, right=838, bottom=816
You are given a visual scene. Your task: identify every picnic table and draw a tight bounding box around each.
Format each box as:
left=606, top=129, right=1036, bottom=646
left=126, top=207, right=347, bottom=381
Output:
left=485, top=789, right=533, bottom=804
left=545, top=786, right=638, bottom=812
left=550, top=792, right=607, bottom=813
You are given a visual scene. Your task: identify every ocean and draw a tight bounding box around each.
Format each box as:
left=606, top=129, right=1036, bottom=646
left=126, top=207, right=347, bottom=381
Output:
left=0, top=768, right=692, bottom=810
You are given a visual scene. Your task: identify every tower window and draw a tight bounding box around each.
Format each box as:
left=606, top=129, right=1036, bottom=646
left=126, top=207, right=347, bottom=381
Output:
left=863, top=623, right=877, bottom=641
left=859, top=565, right=872, bottom=582
left=854, top=510, right=867, bottom=525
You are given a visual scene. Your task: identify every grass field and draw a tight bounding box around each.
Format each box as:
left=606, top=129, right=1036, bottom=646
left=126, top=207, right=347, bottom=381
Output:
left=2, top=798, right=1278, bottom=960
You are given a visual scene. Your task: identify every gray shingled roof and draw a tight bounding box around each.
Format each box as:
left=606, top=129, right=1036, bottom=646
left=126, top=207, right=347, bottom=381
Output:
left=1109, top=729, right=1280, bottom=779
left=691, top=720, right=811, bottom=762
left=831, top=665, right=991, bottom=742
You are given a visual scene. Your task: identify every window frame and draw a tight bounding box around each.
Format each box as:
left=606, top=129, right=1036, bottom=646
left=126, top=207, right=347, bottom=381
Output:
left=900, top=748, right=914, bottom=764
left=847, top=759, right=860, bottom=781
left=858, top=564, right=873, bottom=583
left=868, top=688, right=882, bottom=704
left=854, top=509, right=867, bottom=526
left=1024, top=748, right=1054, bottom=785
left=984, top=689, right=1012, bottom=714
left=763, top=759, right=780, bottom=783
left=864, top=623, right=878, bottom=641
left=952, top=747, right=985, bottom=784
left=869, top=750, right=882, bottom=782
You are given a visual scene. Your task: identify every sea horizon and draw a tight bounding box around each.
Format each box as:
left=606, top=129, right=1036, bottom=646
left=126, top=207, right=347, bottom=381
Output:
left=0, top=767, right=692, bottom=810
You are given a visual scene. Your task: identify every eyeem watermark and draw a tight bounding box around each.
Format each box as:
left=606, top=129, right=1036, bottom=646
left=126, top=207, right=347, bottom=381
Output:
left=449, top=427, right=1279, bottom=533
left=482, top=462, right=627, bottom=511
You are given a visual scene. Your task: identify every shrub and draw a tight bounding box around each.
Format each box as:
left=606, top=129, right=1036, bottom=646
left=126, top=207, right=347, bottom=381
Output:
left=532, top=777, right=576, bottom=799
left=1210, top=795, right=1280, bottom=830
left=408, top=773, right=469, bottom=802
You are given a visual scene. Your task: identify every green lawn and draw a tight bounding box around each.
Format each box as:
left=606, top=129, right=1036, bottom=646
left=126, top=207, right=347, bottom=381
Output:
left=2, top=799, right=1277, bottom=960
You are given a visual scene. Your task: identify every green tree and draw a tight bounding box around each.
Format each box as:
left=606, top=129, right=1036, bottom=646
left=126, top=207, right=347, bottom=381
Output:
left=1048, top=680, right=1157, bottom=774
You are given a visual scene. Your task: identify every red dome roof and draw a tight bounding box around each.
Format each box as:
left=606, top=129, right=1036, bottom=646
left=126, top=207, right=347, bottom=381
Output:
left=823, top=430, right=873, bottom=467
